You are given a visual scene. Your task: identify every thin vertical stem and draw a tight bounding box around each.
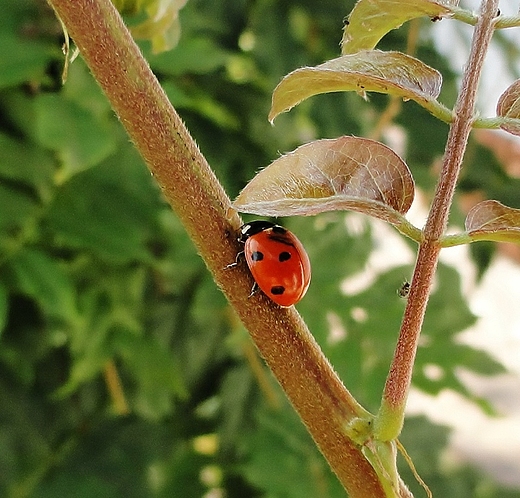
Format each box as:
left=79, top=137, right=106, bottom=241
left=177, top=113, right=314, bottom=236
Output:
left=376, top=0, right=499, bottom=441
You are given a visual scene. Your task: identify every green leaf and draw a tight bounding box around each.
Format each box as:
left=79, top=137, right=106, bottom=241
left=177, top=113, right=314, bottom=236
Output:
left=62, top=59, right=113, bottom=118
left=414, top=264, right=505, bottom=410
left=217, top=364, right=257, bottom=454
left=233, top=136, right=415, bottom=225
left=0, top=379, right=56, bottom=492
left=34, top=94, right=117, bottom=181
left=0, top=133, right=55, bottom=192
left=307, top=262, right=500, bottom=412
left=148, top=37, right=229, bottom=75
left=7, top=247, right=77, bottom=322
left=162, top=82, right=239, bottom=129
left=114, top=331, right=188, bottom=420
left=341, top=0, right=455, bottom=54
left=0, top=34, right=54, bottom=89
left=0, top=183, right=38, bottom=256
left=31, top=419, right=195, bottom=498
left=319, top=264, right=415, bottom=411
left=398, top=416, right=450, bottom=497
left=55, top=357, right=110, bottom=399
left=33, top=474, right=117, bottom=498
left=0, top=0, right=58, bottom=88
left=242, top=403, right=346, bottom=498
left=0, top=183, right=38, bottom=230
left=45, top=150, right=161, bottom=263
left=56, top=266, right=148, bottom=398
left=269, top=51, right=444, bottom=123
left=465, top=200, right=520, bottom=243
left=0, top=283, right=7, bottom=338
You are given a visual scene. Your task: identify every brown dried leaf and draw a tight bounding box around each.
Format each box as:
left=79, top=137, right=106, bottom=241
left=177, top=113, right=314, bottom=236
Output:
left=496, top=80, right=520, bottom=136
left=233, top=136, right=414, bottom=225
left=342, top=0, right=456, bottom=54
left=465, top=200, right=520, bottom=243
left=269, top=51, right=442, bottom=122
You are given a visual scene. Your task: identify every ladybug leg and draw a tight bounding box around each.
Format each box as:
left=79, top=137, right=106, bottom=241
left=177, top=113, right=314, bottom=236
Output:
left=248, top=282, right=259, bottom=298
left=224, top=250, right=244, bottom=269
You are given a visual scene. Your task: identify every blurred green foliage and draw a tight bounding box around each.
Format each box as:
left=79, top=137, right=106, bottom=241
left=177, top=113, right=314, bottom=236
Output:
left=0, top=0, right=518, bottom=496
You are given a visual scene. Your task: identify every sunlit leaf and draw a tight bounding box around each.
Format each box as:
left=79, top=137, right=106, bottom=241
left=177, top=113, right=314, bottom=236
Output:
left=465, top=200, right=520, bottom=243
left=269, top=51, right=442, bottom=122
left=35, top=94, right=116, bottom=180
left=234, top=136, right=414, bottom=225
left=341, top=0, right=456, bottom=54
left=8, top=248, right=78, bottom=322
left=496, top=79, right=520, bottom=136
left=115, top=0, right=188, bottom=53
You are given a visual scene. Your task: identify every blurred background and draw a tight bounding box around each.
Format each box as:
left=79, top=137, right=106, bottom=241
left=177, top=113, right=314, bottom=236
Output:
left=0, top=0, right=519, bottom=496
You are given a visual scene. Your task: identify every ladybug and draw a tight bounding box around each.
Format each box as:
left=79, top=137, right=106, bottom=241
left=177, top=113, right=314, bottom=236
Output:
left=230, top=220, right=311, bottom=307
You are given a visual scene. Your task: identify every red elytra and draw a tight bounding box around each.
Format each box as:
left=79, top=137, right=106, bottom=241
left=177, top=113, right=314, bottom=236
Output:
left=237, top=221, right=311, bottom=307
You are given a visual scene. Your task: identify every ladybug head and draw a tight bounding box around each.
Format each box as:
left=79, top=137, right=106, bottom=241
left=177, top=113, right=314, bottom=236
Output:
left=239, top=220, right=281, bottom=242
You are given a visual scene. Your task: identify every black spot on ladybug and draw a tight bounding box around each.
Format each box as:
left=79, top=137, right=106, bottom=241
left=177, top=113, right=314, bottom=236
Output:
left=279, top=251, right=291, bottom=262
left=271, top=286, right=285, bottom=295
left=251, top=251, right=264, bottom=262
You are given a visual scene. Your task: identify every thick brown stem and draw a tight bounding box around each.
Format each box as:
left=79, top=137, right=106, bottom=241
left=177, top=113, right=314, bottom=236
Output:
left=47, top=0, right=387, bottom=495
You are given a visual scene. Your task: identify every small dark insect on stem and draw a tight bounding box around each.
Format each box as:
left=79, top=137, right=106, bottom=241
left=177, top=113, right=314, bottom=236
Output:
left=397, top=281, right=410, bottom=298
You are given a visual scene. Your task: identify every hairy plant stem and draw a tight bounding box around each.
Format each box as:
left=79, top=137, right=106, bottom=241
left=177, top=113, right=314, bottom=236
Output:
left=376, top=0, right=499, bottom=441
left=47, top=0, right=389, bottom=495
